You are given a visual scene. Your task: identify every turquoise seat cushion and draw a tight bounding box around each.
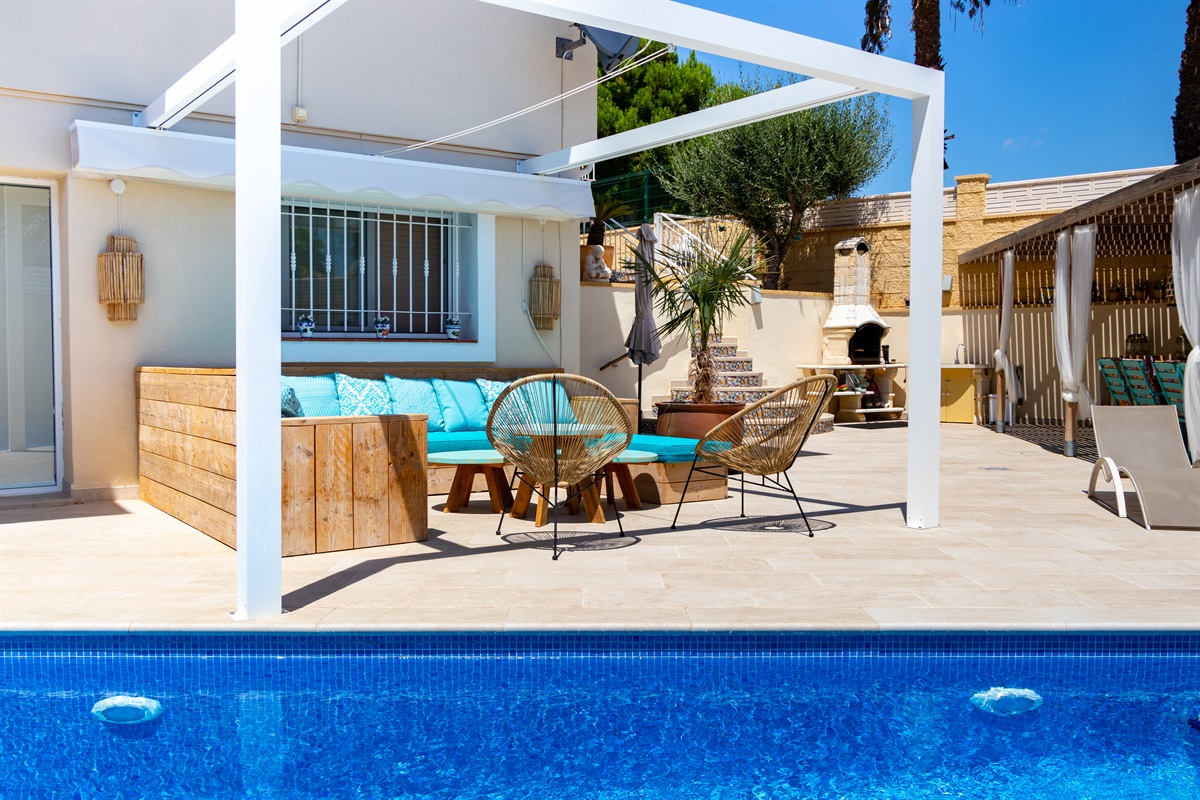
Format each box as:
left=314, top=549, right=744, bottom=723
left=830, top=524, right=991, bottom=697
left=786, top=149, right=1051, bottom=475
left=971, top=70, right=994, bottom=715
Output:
left=431, top=378, right=489, bottom=432
left=281, top=386, right=303, bottom=418
left=385, top=375, right=445, bottom=432
left=334, top=373, right=392, bottom=416
left=427, top=431, right=492, bottom=454
left=281, top=375, right=340, bottom=418
left=475, top=378, right=511, bottom=412
left=629, top=433, right=701, bottom=463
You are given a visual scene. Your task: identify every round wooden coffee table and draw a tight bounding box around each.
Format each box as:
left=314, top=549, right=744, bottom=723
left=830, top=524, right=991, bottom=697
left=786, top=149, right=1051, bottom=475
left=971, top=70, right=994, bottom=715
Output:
left=428, top=449, right=512, bottom=513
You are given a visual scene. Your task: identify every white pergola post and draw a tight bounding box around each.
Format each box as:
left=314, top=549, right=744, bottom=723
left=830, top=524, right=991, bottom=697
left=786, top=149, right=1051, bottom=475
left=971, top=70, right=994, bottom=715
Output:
left=232, top=0, right=283, bottom=620
left=906, top=77, right=945, bottom=528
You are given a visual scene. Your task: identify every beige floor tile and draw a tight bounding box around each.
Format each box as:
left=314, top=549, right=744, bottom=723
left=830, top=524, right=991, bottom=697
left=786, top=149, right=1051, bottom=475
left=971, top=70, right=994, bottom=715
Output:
left=582, top=587, right=756, bottom=609
left=2, top=422, right=1197, bottom=633
left=505, top=607, right=693, bottom=630
left=687, top=606, right=879, bottom=630
left=662, top=572, right=822, bottom=590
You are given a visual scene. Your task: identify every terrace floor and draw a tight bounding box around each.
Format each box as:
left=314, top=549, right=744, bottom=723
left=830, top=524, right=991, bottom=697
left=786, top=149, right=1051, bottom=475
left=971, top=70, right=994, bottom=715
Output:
left=1, top=422, right=1196, bottom=633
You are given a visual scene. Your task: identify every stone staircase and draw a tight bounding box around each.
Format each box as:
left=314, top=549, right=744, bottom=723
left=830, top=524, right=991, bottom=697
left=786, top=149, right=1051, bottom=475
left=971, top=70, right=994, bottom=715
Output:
left=650, top=336, right=834, bottom=433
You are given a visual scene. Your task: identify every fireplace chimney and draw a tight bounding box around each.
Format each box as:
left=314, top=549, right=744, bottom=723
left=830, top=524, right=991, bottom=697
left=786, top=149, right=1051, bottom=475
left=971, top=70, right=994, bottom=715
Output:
left=822, top=237, right=889, bottom=366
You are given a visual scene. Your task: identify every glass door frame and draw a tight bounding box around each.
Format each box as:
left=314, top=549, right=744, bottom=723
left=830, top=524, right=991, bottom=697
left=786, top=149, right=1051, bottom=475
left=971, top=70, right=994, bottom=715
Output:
left=0, top=176, right=63, bottom=496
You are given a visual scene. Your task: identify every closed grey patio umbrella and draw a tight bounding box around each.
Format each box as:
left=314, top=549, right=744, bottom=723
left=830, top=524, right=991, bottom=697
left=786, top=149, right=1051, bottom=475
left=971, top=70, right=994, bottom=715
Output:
left=626, top=222, right=662, bottom=429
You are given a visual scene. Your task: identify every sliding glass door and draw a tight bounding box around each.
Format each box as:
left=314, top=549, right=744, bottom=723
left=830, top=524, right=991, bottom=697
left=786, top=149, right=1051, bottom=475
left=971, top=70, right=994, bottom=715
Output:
left=0, top=183, right=56, bottom=492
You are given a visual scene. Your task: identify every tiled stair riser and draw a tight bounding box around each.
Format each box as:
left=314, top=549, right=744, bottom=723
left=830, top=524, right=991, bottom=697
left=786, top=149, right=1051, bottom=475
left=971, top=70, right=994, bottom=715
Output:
left=714, top=358, right=754, bottom=373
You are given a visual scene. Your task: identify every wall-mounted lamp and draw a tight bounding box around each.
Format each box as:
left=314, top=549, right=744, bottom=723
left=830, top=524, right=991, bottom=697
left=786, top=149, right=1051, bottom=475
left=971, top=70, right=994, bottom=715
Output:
left=942, top=275, right=954, bottom=292
left=98, top=179, right=144, bottom=321
left=530, top=262, right=561, bottom=331
left=749, top=285, right=763, bottom=305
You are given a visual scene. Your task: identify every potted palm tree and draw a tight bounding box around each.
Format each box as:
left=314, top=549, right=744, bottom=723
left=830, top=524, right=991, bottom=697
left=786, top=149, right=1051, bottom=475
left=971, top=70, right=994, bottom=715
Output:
left=636, top=231, right=761, bottom=438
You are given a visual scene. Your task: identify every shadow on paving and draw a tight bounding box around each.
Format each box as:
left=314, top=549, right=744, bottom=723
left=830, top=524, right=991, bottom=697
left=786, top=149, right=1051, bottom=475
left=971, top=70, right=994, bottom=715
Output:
left=281, top=495, right=906, bottom=611
left=999, top=422, right=1098, bottom=462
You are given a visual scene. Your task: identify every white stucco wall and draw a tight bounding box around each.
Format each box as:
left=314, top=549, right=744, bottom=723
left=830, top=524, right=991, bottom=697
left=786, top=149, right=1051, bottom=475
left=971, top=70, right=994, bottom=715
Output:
left=1, top=0, right=598, bottom=494
left=61, top=177, right=236, bottom=496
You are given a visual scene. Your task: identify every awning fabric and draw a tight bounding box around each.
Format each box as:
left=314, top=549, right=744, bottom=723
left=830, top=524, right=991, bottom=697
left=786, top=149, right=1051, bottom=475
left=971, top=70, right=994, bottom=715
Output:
left=69, top=120, right=594, bottom=221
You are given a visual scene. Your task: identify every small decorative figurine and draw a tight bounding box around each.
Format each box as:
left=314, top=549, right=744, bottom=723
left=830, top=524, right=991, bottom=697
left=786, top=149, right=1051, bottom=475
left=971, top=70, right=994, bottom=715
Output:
left=582, top=245, right=611, bottom=282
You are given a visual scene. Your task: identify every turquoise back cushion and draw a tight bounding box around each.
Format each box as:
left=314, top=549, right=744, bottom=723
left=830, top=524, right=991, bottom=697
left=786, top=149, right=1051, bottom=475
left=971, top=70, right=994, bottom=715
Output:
left=384, top=376, right=445, bottom=432
left=281, top=375, right=340, bottom=418
left=431, top=378, right=489, bottom=432
left=334, top=373, right=392, bottom=416
left=514, top=379, right=578, bottom=425
left=281, top=386, right=303, bottom=418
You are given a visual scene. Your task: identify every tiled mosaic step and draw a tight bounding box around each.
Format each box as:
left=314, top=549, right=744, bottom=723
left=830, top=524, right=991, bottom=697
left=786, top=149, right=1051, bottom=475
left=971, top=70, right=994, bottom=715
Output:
left=672, top=373, right=763, bottom=389
left=714, top=357, right=754, bottom=373
left=694, top=344, right=741, bottom=359
left=670, top=387, right=777, bottom=404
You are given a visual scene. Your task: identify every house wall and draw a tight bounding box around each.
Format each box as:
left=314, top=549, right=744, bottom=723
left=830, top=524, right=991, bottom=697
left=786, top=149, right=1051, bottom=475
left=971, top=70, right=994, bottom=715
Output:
left=0, top=0, right=596, bottom=496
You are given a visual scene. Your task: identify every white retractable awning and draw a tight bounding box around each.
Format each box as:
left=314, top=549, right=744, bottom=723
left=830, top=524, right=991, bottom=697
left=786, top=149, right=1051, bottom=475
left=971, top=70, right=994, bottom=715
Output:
left=69, top=119, right=594, bottom=221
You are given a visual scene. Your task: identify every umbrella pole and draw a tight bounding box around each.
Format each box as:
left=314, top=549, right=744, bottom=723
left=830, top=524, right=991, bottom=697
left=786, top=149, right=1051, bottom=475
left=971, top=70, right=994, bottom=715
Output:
left=637, top=363, right=644, bottom=432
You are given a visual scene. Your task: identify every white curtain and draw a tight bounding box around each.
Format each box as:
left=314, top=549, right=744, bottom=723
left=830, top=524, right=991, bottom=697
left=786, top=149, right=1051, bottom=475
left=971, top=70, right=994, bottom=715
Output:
left=1172, top=185, right=1200, bottom=462
left=1053, top=225, right=1096, bottom=419
left=993, top=249, right=1022, bottom=405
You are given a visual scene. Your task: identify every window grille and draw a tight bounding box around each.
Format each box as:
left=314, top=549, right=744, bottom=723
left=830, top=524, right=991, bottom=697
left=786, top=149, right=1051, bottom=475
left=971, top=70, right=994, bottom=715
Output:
left=281, top=198, right=469, bottom=337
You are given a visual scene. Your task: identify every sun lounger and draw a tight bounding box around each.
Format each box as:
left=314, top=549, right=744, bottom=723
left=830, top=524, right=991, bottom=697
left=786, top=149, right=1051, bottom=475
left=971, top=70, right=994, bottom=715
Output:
left=1087, top=405, right=1200, bottom=530
left=1118, top=358, right=1164, bottom=406
left=1097, top=358, right=1133, bottom=406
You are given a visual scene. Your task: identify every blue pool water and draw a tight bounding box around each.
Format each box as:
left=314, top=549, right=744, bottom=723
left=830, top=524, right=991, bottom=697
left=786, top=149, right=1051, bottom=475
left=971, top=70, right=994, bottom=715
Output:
left=1, top=633, right=1197, bottom=799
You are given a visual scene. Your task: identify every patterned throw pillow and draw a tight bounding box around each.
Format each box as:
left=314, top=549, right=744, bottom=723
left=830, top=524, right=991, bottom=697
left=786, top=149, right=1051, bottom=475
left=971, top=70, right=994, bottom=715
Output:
left=334, top=373, right=392, bottom=416
left=475, top=378, right=511, bottom=411
left=281, top=375, right=340, bottom=417
left=384, top=376, right=445, bottom=432
left=280, top=386, right=303, bottom=418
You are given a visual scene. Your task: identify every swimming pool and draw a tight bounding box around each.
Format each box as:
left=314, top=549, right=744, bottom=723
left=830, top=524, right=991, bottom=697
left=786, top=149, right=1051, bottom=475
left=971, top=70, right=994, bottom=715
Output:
left=1, top=632, right=1197, bottom=799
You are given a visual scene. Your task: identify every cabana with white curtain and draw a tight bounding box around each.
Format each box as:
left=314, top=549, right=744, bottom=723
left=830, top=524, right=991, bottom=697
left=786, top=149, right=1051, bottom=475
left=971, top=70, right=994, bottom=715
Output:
left=960, top=156, right=1200, bottom=460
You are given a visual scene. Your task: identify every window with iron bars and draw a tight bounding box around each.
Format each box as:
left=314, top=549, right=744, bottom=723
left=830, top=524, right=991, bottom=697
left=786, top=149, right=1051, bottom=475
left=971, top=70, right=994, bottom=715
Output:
left=281, top=198, right=470, bottom=337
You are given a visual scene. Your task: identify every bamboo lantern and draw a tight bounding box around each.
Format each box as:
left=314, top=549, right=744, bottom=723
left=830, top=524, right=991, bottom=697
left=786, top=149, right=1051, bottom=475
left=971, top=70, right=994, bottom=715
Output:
left=530, top=262, right=560, bottom=331
left=98, top=234, right=144, bottom=321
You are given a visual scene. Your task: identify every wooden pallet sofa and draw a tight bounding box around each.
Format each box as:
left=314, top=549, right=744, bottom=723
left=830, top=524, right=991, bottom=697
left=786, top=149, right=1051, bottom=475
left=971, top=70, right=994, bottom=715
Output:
left=136, top=365, right=727, bottom=557
left=282, top=364, right=729, bottom=508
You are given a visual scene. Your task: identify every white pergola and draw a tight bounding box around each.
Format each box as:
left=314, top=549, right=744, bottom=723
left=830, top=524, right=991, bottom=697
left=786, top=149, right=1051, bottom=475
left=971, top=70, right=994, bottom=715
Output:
left=150, top=0, right=944, bottom=619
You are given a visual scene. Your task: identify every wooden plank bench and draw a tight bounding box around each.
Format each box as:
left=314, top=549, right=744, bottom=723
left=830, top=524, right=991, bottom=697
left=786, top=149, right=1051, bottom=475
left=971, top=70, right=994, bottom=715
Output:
left=136, top=367, right=427, bottom=556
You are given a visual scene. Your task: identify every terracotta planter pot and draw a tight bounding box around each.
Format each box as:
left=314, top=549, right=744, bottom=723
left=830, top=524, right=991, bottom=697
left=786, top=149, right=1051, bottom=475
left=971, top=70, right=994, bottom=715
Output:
left=655, top=401, right=745, bottom=440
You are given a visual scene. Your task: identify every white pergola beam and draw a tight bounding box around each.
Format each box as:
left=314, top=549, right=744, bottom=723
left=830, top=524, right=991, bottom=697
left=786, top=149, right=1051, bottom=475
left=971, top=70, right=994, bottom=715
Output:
left=905, top=73, right=945, bottom=529
left=138, top=0, right=346, bottom=130
left=232, top=0, right=283, bottom=620
left=519, top=78, right=865, bottom=175
left=478, top=0, right=933, bottom=99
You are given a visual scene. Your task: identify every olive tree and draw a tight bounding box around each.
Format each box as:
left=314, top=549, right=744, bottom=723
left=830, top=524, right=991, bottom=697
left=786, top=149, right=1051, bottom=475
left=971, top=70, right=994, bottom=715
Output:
left=663, top=86, right=893, bottom=289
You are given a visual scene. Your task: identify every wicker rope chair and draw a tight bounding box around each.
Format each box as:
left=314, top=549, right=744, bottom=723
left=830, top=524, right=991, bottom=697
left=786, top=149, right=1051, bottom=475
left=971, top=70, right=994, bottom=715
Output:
left=670, top=374, right=837, bottom=535
left=487, top=374, right=633, bottom=559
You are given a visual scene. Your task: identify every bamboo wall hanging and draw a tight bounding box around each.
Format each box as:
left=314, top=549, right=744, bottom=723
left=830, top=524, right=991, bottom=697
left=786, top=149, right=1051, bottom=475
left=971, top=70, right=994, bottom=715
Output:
left=530, top=262, right=560, bottom=330
left=98, top=234, right=144, bottom=321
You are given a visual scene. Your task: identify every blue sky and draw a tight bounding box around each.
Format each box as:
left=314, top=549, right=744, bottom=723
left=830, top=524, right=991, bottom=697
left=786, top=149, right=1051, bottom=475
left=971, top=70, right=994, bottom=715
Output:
left=677, top=0, right=1187, bottom=195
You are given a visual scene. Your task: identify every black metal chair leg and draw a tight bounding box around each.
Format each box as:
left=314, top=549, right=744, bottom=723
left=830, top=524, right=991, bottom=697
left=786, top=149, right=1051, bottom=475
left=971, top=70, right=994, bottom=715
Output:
left=740, top=470, right=746, bottom=517
left=496, top=470, right=523, bottom=536
left=781, top=470, right=814, bottom=537
left=670, top=454, right=699, bottom=529
left=552, top=484, right=561, bottom=560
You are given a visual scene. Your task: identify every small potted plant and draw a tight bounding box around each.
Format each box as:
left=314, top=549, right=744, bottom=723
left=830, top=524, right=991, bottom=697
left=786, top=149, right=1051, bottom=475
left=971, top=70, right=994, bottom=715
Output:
left=580, top=194, right=633, bottom=278
left=1152, top=278, right=1168, bottom=301
left=1134, top=279, right=1149, bottom=301
left=296, top=313, right=316, bottom=338
left=373, top=315, right=391, bottom=339
left=445, top=316, right=462, bottom=340
left=1107, top=282, right=1124, bottom=302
